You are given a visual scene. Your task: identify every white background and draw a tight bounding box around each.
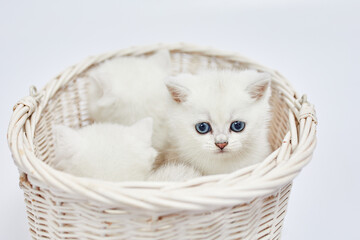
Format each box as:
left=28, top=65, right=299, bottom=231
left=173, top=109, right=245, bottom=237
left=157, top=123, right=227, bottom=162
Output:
left=1, top=0, right=359, bottom=239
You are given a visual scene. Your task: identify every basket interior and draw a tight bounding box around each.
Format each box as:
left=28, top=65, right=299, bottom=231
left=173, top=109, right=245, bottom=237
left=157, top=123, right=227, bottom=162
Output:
left=34, top=51, right=290, bottom=168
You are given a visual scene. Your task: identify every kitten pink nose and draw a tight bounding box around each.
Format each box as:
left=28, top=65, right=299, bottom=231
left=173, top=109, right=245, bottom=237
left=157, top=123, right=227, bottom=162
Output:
left=215, top=142, right=228, bottom=150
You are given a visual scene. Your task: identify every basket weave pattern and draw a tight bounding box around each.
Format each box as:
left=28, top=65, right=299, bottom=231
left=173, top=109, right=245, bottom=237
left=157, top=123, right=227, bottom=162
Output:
left=8, top=43, right=317, bottom=240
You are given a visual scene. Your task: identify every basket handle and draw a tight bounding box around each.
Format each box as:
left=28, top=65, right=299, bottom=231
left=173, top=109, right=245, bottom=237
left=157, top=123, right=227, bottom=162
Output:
left=14, top=86, right=39, bottom=113
left=250, top=94, right=317, bottom=178
left=297, top=94, right=317, bottom=124
left=8, top=86, right=41, bottom=173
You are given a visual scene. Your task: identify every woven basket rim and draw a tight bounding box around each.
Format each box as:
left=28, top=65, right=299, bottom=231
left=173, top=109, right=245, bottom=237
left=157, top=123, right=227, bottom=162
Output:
left=7, top=43, right=317, bottom=211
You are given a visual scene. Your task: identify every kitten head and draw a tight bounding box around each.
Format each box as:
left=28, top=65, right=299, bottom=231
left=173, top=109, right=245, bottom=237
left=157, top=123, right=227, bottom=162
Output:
left=165, top=69, right=271, bottom=173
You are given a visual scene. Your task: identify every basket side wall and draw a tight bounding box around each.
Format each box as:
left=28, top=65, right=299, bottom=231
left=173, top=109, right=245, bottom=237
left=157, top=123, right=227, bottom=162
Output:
left=20, top=174, right=292, bottom=240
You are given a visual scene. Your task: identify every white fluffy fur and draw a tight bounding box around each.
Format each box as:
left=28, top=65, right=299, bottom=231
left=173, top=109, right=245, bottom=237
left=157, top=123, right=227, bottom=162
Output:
left=147, top=162, right=202, bottom=182
left=53, top=118, right=157, bottom=181
left=85, top=52, right=271, bottom=176
left=86, top=50, right=172, bottom=152
left=165, top=69, right=272, bottom=175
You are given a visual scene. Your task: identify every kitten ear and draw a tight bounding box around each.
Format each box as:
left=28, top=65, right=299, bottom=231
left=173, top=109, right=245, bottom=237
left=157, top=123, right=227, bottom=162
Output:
left=245, top=72, right=271, bottom=101
left=53, top=125, right=82, bottom=158
left=89, top=74, right=117, bottom=107
left=132, top=118, right=153, bottom=144
left=150, top=49, right=171, bottom=69
left=165, top=76, right=190, bottom=103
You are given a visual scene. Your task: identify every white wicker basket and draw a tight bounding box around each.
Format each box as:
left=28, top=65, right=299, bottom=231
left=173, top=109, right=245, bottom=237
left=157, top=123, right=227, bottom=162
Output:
left=8, top=43, right=317, bottom=240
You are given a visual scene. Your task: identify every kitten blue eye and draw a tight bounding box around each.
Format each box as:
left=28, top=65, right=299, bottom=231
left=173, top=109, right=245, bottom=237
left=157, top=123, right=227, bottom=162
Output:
left=195, top=122, right=211, bottom=134
left=230, top=121, right=245, bottom=132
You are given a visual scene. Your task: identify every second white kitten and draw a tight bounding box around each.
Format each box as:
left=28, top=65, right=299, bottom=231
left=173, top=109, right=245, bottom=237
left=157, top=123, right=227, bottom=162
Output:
left=53, top=118, right=157, bottom=182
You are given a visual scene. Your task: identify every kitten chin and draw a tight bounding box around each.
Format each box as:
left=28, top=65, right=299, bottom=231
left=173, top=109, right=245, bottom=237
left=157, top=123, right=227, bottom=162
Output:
left=164, top=69, right=272, bottom=175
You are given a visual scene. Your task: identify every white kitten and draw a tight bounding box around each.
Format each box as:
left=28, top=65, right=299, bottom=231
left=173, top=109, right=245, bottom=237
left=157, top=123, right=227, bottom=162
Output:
left=53, top=118, right=157, bottom=181
left=87, top=50, right=172, bottom=152
left=165, top=69, right=272, bottom=175
left=147, top=162, right=202, bottom=182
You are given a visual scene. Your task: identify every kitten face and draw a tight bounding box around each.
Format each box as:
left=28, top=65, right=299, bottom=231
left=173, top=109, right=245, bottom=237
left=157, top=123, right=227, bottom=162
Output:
left=166, top=70, right=272, bottom=174
left=171, top=93, right=263, bottom=156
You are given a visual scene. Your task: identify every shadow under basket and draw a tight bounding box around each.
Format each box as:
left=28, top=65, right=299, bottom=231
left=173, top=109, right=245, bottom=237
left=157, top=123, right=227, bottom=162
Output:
left=8, top=43, right=317, bottom=240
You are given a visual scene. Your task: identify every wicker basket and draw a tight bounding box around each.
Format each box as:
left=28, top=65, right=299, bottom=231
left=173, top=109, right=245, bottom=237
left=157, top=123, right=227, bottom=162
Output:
left=7, top=43, right=317, bottom=240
